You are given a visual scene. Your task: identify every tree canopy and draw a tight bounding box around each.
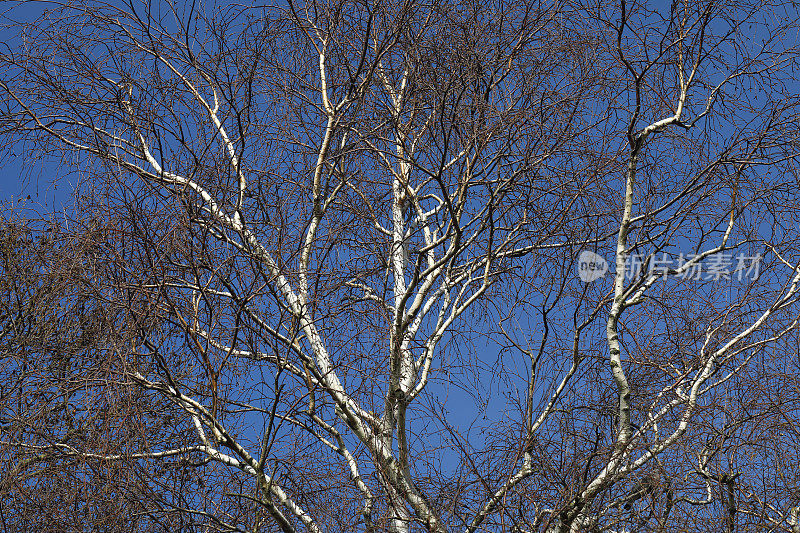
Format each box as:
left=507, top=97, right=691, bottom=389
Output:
left=2, top=1, right=800, bottom=531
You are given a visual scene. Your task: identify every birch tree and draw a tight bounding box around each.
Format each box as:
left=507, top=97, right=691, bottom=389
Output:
left=2, top=0, right=800, bottom=531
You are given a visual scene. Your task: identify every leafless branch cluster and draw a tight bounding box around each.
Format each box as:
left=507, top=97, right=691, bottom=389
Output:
left=2, top=0, right=800, bottom=531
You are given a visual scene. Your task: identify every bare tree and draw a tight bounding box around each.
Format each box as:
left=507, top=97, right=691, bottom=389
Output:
left=0, top=213, right=189, bottom=531
left=2, top=0, right=800, bottom=531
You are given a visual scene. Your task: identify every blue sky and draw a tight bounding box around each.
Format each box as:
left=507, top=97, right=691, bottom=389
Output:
left=0, top=1, right=62, bottom=208
left=3, top=3, right=800, bottom=530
